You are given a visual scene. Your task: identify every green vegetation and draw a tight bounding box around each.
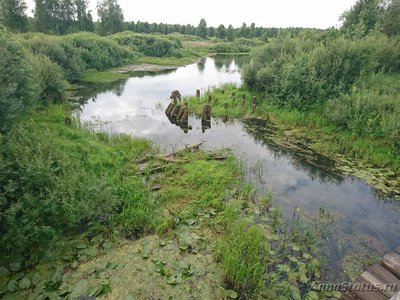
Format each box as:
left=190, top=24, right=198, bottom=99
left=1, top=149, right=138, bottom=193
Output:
left=80, top=69, right=129, bottom=84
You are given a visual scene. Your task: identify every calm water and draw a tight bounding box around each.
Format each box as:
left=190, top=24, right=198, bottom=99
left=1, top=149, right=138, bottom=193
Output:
left=79, top=56, right=400, bottom=280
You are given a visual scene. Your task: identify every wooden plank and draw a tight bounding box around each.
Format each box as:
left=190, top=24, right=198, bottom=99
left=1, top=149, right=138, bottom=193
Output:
left=382, top=251, right=400, bottom=279
left=360, top=263, right=400, bottom=299
left=351, top=276, right=388, bottom=300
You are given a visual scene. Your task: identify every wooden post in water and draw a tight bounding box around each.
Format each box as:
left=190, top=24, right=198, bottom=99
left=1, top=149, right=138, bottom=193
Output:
left=165, top=103, right=175, bottom=116
left=171, top=104, right=181, bottom=117
left=251, top=96, right=256, bottom=113
left=179, top=107, right=189, bottom=123
left=202, top=104, right=212, bottom=120
left=196, top=89, right=201, bottom=98
left=177, top=105, right=186, bottom=120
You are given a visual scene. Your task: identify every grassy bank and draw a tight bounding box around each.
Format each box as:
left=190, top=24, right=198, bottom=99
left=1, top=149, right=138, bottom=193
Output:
left=186, top=83, right=400, bottom=199
left=0, top=104, right=339, bottom=299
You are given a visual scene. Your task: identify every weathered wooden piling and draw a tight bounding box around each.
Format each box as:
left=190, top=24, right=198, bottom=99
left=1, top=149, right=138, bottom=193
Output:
left=196, top=89, right=201, bottom=98
left=177, top=105, right=186, bottom=120
left=165, top=103, right=175, bottom=116
left=170, top=104, right=181, bottom=117
left=202, top=104, right=212, bottom=120
left=251, top=96, right=256, bottom=113
left=201, top=118, right=211, bottom=133
left=180, top=108, right=189, bottom=123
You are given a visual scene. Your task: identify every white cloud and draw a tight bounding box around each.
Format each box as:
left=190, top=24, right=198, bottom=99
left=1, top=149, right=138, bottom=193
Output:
left=25, top=0, right=357, bottom=29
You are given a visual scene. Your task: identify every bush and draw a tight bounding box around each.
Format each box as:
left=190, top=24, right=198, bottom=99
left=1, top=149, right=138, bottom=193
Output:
left=29, top=54, right=69, bottom=103
left=325, top=73, right=400, bottom=150
left=0, top=29, right=38, bottom=132
left=243, top=34, right=399, bottom=109
left=0, top=106, right=156, bottom=254
left=111, top=31, right=182, bottom=57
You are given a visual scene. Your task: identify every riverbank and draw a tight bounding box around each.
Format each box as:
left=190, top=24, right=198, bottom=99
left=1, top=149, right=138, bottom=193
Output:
left=186, top=84, right=400, bottom=200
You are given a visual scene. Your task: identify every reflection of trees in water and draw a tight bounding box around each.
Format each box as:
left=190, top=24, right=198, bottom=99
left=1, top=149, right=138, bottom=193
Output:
left=131, top=69, right=177, bottom=78
left=213, top=55, right=250, bottom=71
left=197, top=57, right=206, bottom=72
left=242, top=119, right=344, bottom=185
left=75, top=80, right=128, bottom=107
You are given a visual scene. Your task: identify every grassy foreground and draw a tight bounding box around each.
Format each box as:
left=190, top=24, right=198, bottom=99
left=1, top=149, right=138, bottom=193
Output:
left=0, top=105, right=339, bottom=299
left=186, top=84, right=400, bottom=199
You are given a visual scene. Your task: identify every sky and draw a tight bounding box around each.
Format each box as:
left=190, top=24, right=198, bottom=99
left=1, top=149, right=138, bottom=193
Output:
left=25, top=0, right=358, bottom=29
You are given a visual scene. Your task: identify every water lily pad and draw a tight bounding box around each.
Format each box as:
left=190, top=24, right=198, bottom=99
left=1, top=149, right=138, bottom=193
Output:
left=88, top=281, right=111, bottom=297
left=9, top=262, right=22, bottom=273
left=19, top=277, right=31, bottom=290
left=226, top=289, right=238, bottom=299
left=7, top=280, right=19, bottom=292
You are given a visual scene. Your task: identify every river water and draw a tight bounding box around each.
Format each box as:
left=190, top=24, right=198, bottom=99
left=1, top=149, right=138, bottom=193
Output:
left=78, top=56, right=400, bottom=281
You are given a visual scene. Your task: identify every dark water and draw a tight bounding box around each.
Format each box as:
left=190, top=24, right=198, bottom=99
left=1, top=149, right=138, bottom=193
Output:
left=79, top=55, right=400, bottom=281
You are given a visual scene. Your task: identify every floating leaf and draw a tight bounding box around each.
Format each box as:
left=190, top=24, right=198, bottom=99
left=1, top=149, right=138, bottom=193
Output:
left=7, top=280, right=19, bottom=292
left=226, top=289, right=238, bottom=299
left=9, top=262, right=22, bottom=272
left=19, top=278, right=31, bottom=290
left=106, top=262, right=119, bottom=270
left=185, top=218, right=197, bottom=226
left=291, top=245, right=300, bottom=252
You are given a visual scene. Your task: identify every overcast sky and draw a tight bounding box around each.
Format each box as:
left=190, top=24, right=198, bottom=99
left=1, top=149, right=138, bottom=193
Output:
left=25, top=0, right=358, bottom=29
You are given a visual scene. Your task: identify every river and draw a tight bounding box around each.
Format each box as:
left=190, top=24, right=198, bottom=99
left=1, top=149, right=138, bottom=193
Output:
left=78, top=55, right=400, bottom=281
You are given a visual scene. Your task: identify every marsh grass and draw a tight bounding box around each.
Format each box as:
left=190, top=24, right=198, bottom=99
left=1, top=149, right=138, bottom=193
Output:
left=186, top=82, right=400, bottom=175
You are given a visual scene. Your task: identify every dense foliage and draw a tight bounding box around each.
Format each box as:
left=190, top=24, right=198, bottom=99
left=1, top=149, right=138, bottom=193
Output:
left=0, top=28, right=37, bottom=132
left=0, top=106, right=157, bottom=254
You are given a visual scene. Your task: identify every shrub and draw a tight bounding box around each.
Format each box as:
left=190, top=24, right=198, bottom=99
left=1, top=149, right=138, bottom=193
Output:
left=29, top=54, right=69, bottom=103
left=111, top=31, right=181, bottom=57
left=0, top=29, right=38, bottom=132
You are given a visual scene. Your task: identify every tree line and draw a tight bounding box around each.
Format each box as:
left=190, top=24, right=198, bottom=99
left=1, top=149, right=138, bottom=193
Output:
left=0, top=0, right=312, bottom=38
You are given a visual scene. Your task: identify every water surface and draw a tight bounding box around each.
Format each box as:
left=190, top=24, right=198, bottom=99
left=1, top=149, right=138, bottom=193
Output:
left=79, top=56, right=400, bottom=281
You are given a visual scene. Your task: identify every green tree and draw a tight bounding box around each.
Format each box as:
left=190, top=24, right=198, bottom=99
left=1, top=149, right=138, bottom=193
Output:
left=216, top=24, right=226, bottom=39
left=196, top=18, right=207, bottom=39
left=75, top=0, right=94, bottom=31
left=34, top=0, right=76, bottom=34
left=0, top=0, right=28, bottom=32
left=380, top=0, right=400, bottom=35
left=227, top=24, right=235, bottom=41
left=97, top=0, right=124, bottom=35
left=340, top=0, right=382, bottom=36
